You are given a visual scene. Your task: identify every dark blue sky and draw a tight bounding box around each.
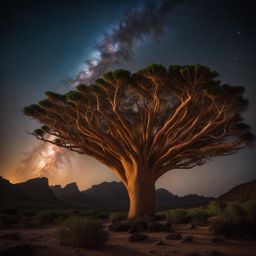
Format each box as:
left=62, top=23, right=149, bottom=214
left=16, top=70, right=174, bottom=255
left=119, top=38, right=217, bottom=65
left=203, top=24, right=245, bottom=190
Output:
left=0, top=0, right=255, bottom=196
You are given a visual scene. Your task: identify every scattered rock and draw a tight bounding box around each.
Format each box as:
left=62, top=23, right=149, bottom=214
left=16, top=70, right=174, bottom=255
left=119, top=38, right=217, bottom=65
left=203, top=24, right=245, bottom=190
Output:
left=207, top=250, right=224, bottom=256
left=188, top=222, right=196, bottom=229
left=182, top=235, right=193, bottom=243
left=128, top=225, right=136, bottom=233
left=109, top=222, right=130, bottom=232
left=130, top=219, right=147, bottom=232
left=0, top=233, right=21, bottom=240
left=211, top=236, right=223, bottom=243
left=129, top=233, right=148, bottom=242
left=0, top=243, right=33, bottom=256
left=186, top=253, right=201, bottom=256
left=165, top=232, right=182, bottom=240
left=155, top=240, right=165, bottom=246
left=162, top=221, right=172, bottom=232
left=147, top=222, right=163, bottom=232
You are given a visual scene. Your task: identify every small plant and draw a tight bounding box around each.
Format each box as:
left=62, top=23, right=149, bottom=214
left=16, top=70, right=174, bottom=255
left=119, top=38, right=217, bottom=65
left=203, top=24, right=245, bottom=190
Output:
left=166, top=209, right=190, bottom=224
left=223, top=202, right=247, bottom=224
left=34, top=210, right=58, bottom=225
left=207, top=201, right=223, bottom=216
left=0, top=213, right=19, bottom=226
left=60, top=216, right=108, bottom=248
left=189, top=207, right=209, bottom=224
left=109, top=211, right=127, bottom=222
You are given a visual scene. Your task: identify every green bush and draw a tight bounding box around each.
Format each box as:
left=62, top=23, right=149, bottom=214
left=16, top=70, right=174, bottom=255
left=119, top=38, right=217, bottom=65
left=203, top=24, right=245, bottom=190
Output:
left=223, top=202, right=247, bottom=224
left=166, top=209, right=190, bottom=224
left=34, top=210, right=58, bottom=225
left=189, top=207, right=209, bottom=224
left=109, top=212, right=127, bottom=222
left=207, top=201, right=223, bottom=216
left=243, top=200, right=256, bottom=223
left=60, top=216, right=108, bottom=248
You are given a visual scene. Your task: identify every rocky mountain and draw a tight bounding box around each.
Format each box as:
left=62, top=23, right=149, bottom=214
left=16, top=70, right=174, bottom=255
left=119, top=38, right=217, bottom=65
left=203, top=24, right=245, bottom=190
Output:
left=218, top=179, right=256, bottom=202
left=51, top=181, right=211, bottom=210
left=0, top=176, right=63, bottom=208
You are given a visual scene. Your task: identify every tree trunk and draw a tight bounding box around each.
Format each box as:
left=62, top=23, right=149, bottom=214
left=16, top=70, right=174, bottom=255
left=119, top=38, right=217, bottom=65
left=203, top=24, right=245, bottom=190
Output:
left=126, top=172, right=155, bottom=220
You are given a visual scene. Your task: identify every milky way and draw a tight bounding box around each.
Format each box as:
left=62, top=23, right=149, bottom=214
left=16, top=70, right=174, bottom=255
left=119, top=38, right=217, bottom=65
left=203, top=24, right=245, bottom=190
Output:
left=15, top=0, right=187, bottom=182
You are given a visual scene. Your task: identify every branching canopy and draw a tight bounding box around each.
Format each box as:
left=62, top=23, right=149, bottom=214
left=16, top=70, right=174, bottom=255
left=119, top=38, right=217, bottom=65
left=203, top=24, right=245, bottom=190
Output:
left=24, top=64, right=254, bottom=186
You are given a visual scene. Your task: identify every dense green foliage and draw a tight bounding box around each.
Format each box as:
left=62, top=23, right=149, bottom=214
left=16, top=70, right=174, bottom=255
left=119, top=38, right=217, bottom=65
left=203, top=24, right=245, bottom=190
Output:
left=60, top=216, right=108, bottom=248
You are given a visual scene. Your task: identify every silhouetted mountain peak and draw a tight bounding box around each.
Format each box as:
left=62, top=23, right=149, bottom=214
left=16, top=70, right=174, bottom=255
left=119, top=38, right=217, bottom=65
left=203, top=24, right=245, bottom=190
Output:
left=218, top=179, right=256, bottom=202
left=0, top=176, right=11, bottom=185
left=22, top=177, right=49, bottom=187
left=0, top=177, right=62, bottom=208
left=63, top=182, right=80, bottom=194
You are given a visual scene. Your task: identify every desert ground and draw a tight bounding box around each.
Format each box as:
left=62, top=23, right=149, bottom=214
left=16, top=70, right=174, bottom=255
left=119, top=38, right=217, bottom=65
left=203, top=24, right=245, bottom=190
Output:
left=1, top=223, right=256, bottom=256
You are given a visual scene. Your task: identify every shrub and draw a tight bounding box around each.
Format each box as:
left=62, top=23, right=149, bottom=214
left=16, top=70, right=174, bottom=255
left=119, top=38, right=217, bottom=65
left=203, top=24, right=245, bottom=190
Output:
left=207, top=201, right=223, bottom=216
left=166, top=209, right=190, bottom=224
left=223, top=202, right=247, bottom=224
left=1, top=207, right=18, bottom=215
left=79, top=210, right=110, bottom=220
left=60, top=216, right=108, bottom=248
left=20, top=216, right=36, bottom=228
left=109, top=211, right=127, bottom=222
left=34, top=210, right=58, bottom=225
left=189, top=207, right=209, bottom=224
left=0, top=214, right=19, bottom=226
left=243, top=200, right=256, bottom=223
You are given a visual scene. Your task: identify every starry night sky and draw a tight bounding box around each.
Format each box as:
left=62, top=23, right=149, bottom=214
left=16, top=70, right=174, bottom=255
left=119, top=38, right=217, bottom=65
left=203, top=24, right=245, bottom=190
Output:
left=0, top=0, right=255, bottom=196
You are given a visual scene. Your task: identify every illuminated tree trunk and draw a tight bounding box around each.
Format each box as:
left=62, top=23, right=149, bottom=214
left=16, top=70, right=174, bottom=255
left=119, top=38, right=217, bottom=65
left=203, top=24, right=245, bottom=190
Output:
left=126, top=165, right=155, bottom=220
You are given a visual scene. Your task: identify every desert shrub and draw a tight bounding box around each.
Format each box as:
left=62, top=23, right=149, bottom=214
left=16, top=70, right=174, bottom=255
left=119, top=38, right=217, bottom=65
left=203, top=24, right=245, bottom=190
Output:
left=209, top=201, right=256, bottom=239
left=223, top=202, right=247, bottom=224
left=95, top=211, right=110, bottom=220
left=207, top=201, right=223, bottom=216
left=109, top=211, right=127, bottom=222
left=189, top=207, right=209, bottom=224
left=166, top=209, right=190, bottom=224
left=78, top=210, right=109, bottom=220
left=20, top=209, right=37, bottom=217
left=20, top=216, right=36, bottom=228
left=60, top=216, right=108, bottom=248
left=154, top=213, right=166, bottom=221
left=210, top=218, right=256, bottom=238
left=34, top=210, right=58, bottom=225
left=0, top=207, right=18, bottom=215
left=0, top=213, right=20, bottom=226
left=243, top=200, right=256, bottom=223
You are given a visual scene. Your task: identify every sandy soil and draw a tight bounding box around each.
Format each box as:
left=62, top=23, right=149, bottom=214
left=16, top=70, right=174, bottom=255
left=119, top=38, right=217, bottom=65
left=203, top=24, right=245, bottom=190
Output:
left=0, top=224, right=255, bottom=256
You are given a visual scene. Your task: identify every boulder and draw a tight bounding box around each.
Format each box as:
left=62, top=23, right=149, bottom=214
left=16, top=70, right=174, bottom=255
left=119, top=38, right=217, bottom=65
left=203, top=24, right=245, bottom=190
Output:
left=0, top=233, right=21, bottom=240
left=147, top=222, right=163, bottom=232
left=130, top=219, right=147, bottom=232
left=188, top=222, right=196, bottom=229
left=162, top=221, right=172, bottom=232
left=211, top=236, right=223, bottom=243
left=0, top=244, right=33, bottom=256
left=165, top=232, right=182, bottom=240
left=207, top=250, right=224, bottom=256
left=182, top=235, right=193, bottom=243
left=155, top=240, right=165, bottom=246
left=129, top=233, right=148, bottom=242
left=109, top=222, right=130, bottom=232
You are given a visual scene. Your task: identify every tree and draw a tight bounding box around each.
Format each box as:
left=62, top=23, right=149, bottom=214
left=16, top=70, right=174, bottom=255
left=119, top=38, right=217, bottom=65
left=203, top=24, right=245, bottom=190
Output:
left=24, top=64, right=254, bottom=219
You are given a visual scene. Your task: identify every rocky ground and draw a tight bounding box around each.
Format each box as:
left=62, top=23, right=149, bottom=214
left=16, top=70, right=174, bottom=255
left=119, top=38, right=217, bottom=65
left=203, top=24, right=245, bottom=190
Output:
left=0, top=223, right=255, bottom=256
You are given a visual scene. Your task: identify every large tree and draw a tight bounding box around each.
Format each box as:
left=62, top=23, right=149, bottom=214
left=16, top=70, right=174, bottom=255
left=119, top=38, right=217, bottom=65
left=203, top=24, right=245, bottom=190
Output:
left=24, top=64, right=254, bottom=219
